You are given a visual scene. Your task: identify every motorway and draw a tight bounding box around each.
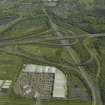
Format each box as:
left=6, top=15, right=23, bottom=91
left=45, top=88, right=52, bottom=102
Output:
left=42, top=8, right=103, bottom=105
left=83, top=38, right=101, bottom=79
left=0, top=32, right=105, bottom=47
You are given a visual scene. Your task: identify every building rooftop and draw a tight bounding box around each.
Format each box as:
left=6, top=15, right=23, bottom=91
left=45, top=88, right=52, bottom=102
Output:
left=22, top=64, right=56, bottom=73
left=14, top=64, right=67, bottom=99
left=0, top=80, right=12, bottom=89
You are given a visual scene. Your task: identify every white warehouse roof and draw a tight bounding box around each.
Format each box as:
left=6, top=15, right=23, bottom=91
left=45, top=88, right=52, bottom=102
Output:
left=22, top=64, right=56, bottom=73
left=22, top=64, right=67, bottom=98
left=53, top=70, right=67, bottom=98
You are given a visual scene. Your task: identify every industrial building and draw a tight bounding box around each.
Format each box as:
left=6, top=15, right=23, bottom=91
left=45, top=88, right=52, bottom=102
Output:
left=14, top=64, right=67, bottom=99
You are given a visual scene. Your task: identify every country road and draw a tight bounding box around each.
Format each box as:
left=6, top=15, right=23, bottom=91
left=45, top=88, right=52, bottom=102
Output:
left=42, top=8, right=102, bottom=105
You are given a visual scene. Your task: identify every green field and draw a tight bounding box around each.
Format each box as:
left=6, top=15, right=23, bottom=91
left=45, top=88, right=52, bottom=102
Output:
left=6, top=98, right=91, bottom=105
left=0, top=52, right=22, bottom=80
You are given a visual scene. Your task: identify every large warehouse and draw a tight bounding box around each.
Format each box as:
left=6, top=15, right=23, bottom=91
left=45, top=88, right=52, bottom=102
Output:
left=14, top=64, right=67, bottom=99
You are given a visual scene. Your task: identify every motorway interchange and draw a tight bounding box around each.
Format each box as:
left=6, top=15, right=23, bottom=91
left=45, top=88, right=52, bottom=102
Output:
left=0, top=5, right=104, bottom=105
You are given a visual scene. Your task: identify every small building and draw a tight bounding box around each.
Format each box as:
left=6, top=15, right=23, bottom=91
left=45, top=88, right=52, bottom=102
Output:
left=0, top=80, right=12, bottom=90
left=42, top=0, right=58, bottom=6
left=14, top=64, right=67, bottom=99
